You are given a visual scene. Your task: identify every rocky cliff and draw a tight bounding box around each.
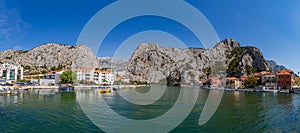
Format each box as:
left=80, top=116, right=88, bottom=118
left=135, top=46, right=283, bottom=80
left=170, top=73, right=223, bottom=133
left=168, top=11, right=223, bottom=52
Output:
left=227, top=46, right=270, bottom=77
left=127, top=38, right=270, bottom=85
left=0, top=43, right=98, bottom=71
left=98, top=57, right=127, bottom=72
left=266, top=60, right=287, bottom=73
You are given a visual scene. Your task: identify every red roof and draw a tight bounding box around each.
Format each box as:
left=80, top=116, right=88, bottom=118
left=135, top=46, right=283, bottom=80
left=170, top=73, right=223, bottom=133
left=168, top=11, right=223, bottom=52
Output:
left=277, top=69, right=294, bottom=76
left=240, top=76, right=248, bottom=81
left=95, top=70, right=112, bottom=74
left=226, top=77, right=239, bottom=80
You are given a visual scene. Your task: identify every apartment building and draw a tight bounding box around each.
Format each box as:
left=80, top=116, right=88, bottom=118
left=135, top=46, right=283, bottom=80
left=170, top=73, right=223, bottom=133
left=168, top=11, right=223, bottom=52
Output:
left=277, top=69, right=295, bottom=89
left=74, top=68, right=115, bottom=85
left=0, top=63, right=23, bottom=82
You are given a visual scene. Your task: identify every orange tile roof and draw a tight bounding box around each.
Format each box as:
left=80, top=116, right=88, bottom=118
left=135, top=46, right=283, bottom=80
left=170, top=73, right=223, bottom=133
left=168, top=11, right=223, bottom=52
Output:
left=116, top=76, right=123, bottom=80
left=278, top=69, right=293, bottom=74
left=226, top=77, right=239, bottom=80
left=277, top=69, right=294, bottom=76
left=54, top=70, right=63, bottom=72
left=95, top=70, right=112, bottom=74
left=277, top=73, right=292, bottom=75
left=240, top=76, right=248, bottom=81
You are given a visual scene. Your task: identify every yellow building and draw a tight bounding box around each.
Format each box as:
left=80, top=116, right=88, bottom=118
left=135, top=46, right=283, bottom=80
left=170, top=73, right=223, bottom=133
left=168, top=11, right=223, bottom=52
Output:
left=226, top=77, right=243, bottom=89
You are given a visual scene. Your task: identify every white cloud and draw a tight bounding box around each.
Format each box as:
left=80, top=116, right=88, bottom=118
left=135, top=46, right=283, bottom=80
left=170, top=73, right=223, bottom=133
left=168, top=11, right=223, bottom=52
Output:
left=0, top=0, right=29, bottom=46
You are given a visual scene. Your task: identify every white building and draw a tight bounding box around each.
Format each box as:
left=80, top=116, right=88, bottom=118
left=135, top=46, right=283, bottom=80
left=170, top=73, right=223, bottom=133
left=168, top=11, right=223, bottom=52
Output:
left=28, top=70, right=64, bottom=86
left=74, top=68, right=115, bottom=85
left=74, top=68, right=94, bottom=81
left=262, top=74, right=277, bottom=89
left=40, top=70, right=64, bottom=86
left=94, top=70, right=115, bottom=85
left=0, top=63, right=23, bottom=82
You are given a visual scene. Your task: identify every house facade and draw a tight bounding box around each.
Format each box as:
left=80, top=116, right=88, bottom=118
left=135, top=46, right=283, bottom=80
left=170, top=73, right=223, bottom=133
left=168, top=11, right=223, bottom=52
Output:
left=226, top=77, right=242, bottom=89
left=277, top=70, right=295, bottom=90
left=262, top=74, right=277, bottom=89
left=74, top=68, right=94, bottom=81
left=74, top=68, right=115, bottom=85
left=27, top=70, right=64, bottom=86
left=39, top=70, right=64, bottom=86
left=94, top=70, right=114, bottom=85
left=0, top=63, right=23, bottom=82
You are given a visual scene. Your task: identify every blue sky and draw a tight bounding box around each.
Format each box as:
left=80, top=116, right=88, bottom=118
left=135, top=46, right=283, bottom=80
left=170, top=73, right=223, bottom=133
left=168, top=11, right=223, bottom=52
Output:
left=0, top=0, right=299, bottom=72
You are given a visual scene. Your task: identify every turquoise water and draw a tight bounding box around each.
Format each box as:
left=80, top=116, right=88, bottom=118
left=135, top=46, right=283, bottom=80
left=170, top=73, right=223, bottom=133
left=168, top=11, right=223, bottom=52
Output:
left=1, top=87, right=300, bottom=132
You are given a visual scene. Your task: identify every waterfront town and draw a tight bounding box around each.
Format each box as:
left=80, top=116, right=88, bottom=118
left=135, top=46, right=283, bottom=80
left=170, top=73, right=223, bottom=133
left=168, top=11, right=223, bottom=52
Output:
left=0, top=62, right=299, bottom=94
left=203, top=69, right=298, bottom=92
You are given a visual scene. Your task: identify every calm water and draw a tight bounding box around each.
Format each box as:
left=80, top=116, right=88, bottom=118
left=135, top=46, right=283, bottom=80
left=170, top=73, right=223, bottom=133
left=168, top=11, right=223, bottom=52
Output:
left=1, top=87, right=300, bottom=132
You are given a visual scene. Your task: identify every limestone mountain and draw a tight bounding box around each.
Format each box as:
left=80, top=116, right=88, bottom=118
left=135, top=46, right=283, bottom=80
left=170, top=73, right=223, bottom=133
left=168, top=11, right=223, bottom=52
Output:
left=266, top=60, right=287, bottom=73
left=226, top=46, right=270, bottom=77
left=0, top=43, right=98, bottom=72
left=98, top=57, right=127, bottom=72
left=126, top=38, right=270, bottom=85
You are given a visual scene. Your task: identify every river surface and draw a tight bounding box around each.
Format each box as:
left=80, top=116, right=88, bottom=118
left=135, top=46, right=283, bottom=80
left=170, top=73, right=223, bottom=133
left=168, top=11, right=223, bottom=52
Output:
left=1, top=87, right=300, bottom=132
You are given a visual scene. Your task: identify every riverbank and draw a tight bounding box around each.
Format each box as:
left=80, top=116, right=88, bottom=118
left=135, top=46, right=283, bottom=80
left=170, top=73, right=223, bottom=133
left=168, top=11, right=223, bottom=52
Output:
left=200, top=87, right=293, bottom=94
left=24, top=84, right=150, bottom=90
left=113, top=84, right=149, bottom=89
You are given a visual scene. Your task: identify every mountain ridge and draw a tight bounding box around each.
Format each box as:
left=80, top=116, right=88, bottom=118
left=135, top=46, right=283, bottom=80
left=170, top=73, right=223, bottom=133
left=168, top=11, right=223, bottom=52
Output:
left=0, top=43, right=99, bottom=72
left=126, top=38, right=271, bottom=85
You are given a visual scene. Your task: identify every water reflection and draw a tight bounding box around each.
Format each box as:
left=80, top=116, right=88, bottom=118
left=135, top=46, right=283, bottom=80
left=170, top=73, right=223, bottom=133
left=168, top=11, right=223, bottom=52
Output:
left=76, top=86, right=199, bottom=133
left=1, top=87, right=300, bottom=132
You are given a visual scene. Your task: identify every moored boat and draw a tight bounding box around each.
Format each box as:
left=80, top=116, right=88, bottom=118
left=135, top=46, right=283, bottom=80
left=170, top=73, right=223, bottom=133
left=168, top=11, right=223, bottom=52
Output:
left=14, top=86, right=29, bottom=91
left=98, top=88, right=112, bottom=93
left=263, top=89, right=279, bottom=93
left=290, top=86, right=300, bottom=94
left=0, top=86, right=15, bottom=91
left=58, top=85, right=74, bottom=92
left=279, top=89, right=289, bottom=93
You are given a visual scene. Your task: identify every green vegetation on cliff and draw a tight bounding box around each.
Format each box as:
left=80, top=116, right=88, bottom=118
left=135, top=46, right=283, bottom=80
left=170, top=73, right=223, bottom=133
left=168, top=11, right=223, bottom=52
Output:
left=227, top=47, right=247, bottom=77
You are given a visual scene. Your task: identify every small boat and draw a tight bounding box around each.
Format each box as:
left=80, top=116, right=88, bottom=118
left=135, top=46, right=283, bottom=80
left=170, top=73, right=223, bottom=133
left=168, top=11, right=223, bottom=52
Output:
left=245, top=89, right=255, bottom=92
left=58, top=86, right=74, bottom=92
left=98, top=88, right=112, bottom=93
left=14, top=86, right=28, bottom=91
left=1, top=86, right=15, bottom=91
left=263, top=89, right=279, bottom=93
left=290, top=87, right=300, bottom=94
left=225, top=88, right=235, bottom=91
left=279, top=90, right=289, bottom=93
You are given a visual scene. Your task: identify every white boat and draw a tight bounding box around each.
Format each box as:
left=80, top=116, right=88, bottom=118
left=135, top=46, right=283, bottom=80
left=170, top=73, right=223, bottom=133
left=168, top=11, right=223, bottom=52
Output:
left=1, top=86, right=14, bottom=90
left=225, top=88, right=235, bottom=91
left=245, top=89, right=255, bottom=92
left=263, top=89, right=278, bottom=93
left=14, top=86, right=29, bottom=91
left=290, top=86, right=300, bottom=94
left=279, top=90, right=289, bottom=93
